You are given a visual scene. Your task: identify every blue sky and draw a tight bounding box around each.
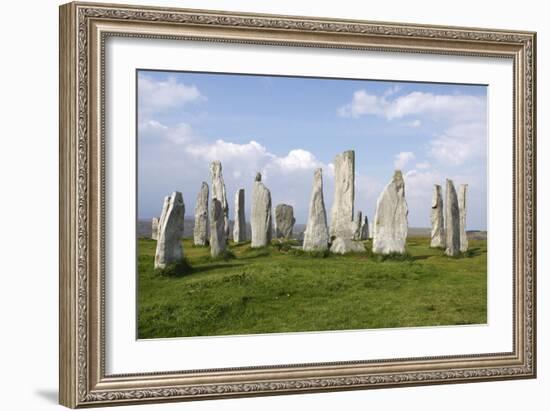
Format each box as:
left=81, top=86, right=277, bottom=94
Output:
left=137, top=70, right=487, bottom=230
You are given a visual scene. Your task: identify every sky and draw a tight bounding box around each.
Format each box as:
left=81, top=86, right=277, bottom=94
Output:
left=137, top=70, right=487, bottom=230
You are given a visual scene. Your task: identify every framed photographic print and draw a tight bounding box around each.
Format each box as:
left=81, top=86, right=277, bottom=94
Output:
left=59, top=1, right=537, bottom=408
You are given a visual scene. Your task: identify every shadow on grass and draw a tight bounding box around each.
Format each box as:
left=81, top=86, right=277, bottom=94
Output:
left=462, top=247, right=483, bottom=258
left=238, top=247, right=271, bottom=260
left=412, top=255, right=433, bottom=261
left=192, top=263, right=243, bottom=274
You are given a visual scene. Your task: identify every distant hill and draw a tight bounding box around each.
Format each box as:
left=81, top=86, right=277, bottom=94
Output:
left=137, top=219, right=486, bottom=240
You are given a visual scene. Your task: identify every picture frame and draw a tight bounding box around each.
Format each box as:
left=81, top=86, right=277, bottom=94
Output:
left=59, top=1, right=536, bottom=408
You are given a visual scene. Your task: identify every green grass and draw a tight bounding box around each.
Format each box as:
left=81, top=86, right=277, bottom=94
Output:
left=137, top=237, right=487, bottom=339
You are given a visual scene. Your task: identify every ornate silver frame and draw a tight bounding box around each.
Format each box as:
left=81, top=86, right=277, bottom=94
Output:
left=59, top=1, right=536, bottom=408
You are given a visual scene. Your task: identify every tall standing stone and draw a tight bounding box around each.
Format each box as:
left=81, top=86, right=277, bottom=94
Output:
left=210, top=161, right=229, bottom=239
left=445, top=179, right=460, bottom=256
left=193, top=182, right=209, bottom=246
left=430, top=184, right=445, bottom=248
left=360, top=215, right=369, bottom=240
left=372, top=170, right=408, bottom=254
left=458, top=184, right=469, bottom=252
left=303, top=168, right=330, bottom=251
left=233, top=189, right=246, bottom=243
left=251, top=173, right=273, bottom=247
left=151, top=217, right=159, bottom=241
left=351, top=211, right=363, bottom=240
left=154, top=192, right=185, bottom=269
left=210, top=199, right=226, bottom=257
left=275, top=204, right=295, bottom=239
left=330, top=150, right=355, bottom=238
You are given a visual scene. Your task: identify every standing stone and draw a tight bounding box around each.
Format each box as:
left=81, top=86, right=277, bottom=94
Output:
left=210, top=199, right=226, bottom=257
left=360, top=215, right=369, bottom=241
left=430, top=184, right=445, bottom=248
left=210, top=161, right=229, bottom=239
left=330, top=237, right=366, bottom=254
left=372, top=170, right=408, bottom=254
left=193, top=182, right=209, bottom=246
left=251, top=173, right=273, bottom=247
left=233, top=189, right=246, bottom=243
left=303, top=168, right=330, bottom=251
left=330, top=150, right=355, bottom=238
left=275, top=204, right=295, bottom=239
left=458, top=184, right=469, bottom=252
left=351, top=211, right=363, bottom=240
left=151, top=217, right=159, bottom=241
left=154, top=192, right=185, bottom=269
left=445, top=179, right=460, bottom=256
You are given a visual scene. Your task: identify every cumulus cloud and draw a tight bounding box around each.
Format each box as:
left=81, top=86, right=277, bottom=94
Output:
left=137, top=120, right=383, bottom=225
left=429, top=122, right=487, bottom=166
left=338, top=88, right=485, bottom=123
left=138, top=74, right=204, bottom=114
left=394, top=151, right=416, bottom=169
left=337, top=90, right=386, bottom=118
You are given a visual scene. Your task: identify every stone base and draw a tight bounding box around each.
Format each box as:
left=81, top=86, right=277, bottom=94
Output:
left=329, top=237, right=366, bottom=254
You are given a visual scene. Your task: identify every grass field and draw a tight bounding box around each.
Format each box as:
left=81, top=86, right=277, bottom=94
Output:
left=137, top=237, right=487, bottom=339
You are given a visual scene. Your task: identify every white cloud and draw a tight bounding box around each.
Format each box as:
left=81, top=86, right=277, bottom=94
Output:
left=394, top=151, right=415, bottom=169
left=138, top=74, right=204, bottom=114
left=429, top=122, right=487, bottom=166
left=338, top=88, right=485, bottom=122
left=271, top=149, right=324, bottom=172
left=383, top=85, right=401, bottom=97
left=407, top=119, right=422, bottom=128
left=338, top=86, right=487, bottom=169
left=415, top=162, right=431, bottom=170
left=138, top=119, right=388, bottom=227
left=337, top=89, right=386, bottom=118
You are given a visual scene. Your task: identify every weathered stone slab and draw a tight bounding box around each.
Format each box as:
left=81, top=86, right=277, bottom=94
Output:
left=210, top=161, right=229, bottom=239
left=372, top=170, right=408, bottom=254
left=251, top=173, right=273, bottom=247
left=275, top=204, right=295, bottom=239
left=233, top=189, right=246, bottom=243
left=445, top=179, right=460, bottom=256
left=351, top=210, right=363, bottom=240
left=154, top=192, right=185, bottom=269
left=210, top=198, right=226, bottom=257
left=360, top=215, right=369, bottom=240
left=193, top=182, right=209, bottom=246
left=330, top=150, right=355, bottom=238
left=458, top=184, right=469, bottom=252
left=151, top=217, right=159, bottom=241
left=303, top=168, right=330, bottom=251
left=430, top=184, right=445, bottom=248
left=330, top=237, right=366, bottom=254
